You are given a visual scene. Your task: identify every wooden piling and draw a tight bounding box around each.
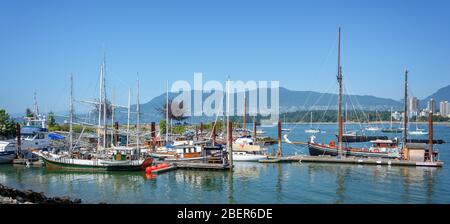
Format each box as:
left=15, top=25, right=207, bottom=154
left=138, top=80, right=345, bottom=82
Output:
left=228, top=120, right=233, bottom=170
left=151, top=122, right=156, bottom=149
left=114, top=122, right=119, bottom=146
left=276, top=119, right=282, bottom=157
left=253, top=121, right=257, bottom=140
left=16, top=123, right=21, bottom=153
left=429, top=112, right=434, bottom=162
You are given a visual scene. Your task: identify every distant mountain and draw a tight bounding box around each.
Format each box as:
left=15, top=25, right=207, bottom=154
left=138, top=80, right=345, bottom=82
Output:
left=421, top=84, right=450, bottom=106
left=112, top=87, right=403, bottom=123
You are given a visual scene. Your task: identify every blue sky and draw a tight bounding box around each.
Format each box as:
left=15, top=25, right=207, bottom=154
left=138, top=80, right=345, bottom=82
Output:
left=1, top=0, right=450, bottom=114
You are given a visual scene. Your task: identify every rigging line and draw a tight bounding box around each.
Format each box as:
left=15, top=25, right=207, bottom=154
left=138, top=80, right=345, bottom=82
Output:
left=316, top=86, right=338, bottom=128
left=287, top=81, right=336, bottom=133
left=344, top=80, right=369, bottom=125
left=300, top=36, right=338, bottom=111
left=344, top=84, right=365, bottom=131
left=286, top=34, right=338, bottom=132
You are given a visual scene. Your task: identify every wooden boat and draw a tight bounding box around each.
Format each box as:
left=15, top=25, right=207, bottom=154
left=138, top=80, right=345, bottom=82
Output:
left=307, top=28, right=402, bottom=158
left=308, top=137, right=401, bottom=158
left=38, top=149, right=153, bottom=171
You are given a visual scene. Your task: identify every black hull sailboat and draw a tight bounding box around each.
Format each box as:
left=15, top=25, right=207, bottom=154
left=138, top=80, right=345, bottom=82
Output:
left=306, top=28, right=402, bottom=159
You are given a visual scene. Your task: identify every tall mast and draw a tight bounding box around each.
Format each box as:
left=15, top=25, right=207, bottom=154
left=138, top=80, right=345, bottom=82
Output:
left=337, top=27, right=344, bottom=157
left=102, top=56, right=107, bottom=149
left=69, top=74, right=74, bottom=152
left=243, top=94, right=247, bottom=132
left=403, top=69, right=409, bottom=148
left=126, top=88, right=131, bottom=147
left=226, top=76, right=233, bottom=169
left=136, top=74, right=140, bottom=155
left=166, top=80, right=169, bottom=144
left=111, top=88, right=115, bottom=146
left=33, top=91, right=40, bottom=119
left=97, top=63, right=103, bottom=150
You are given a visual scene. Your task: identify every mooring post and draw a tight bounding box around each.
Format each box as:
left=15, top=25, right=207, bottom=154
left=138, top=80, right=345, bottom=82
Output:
left=200, top=122, right=204, bottom=137
left=429, top=112, right=434, bottom=162
left=195, top=126, right=198, bottom=141
left=150, top=122, right=156, bottom=150
left=16, top=123, right=21, bottom=156
left=114, top=122, right=119, bottom=146
left=277, top=119, right=282, bottom=157
left=253, top=121, right=257, bottom=142
left=228, top=120, right=233, bottom=170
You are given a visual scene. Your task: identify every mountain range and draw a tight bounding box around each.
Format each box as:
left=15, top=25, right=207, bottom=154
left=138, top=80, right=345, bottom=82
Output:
left=25, top=85, right=449, bottom=124
left=114, top=87, right=410, bottom=123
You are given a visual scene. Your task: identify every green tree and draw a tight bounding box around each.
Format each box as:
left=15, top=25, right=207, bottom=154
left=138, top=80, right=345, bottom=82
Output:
left=159, top=119, right=167, bottom=134
left=0, top=109, right=16, bottom=138
left=48, top=111, right=56, bottom=127
left=25, top=108, right=34, bottom=118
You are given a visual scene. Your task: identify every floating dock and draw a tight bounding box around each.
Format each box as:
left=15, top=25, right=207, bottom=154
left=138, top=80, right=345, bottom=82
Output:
left=154, top=160, right=231, bottom=170
left=12, top=159, right=43, bottom=166
left=260, top=156, right=443, bottom=167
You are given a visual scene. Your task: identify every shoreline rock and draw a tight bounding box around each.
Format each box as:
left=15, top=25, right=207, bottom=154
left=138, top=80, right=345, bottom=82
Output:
left=0, top=183, right=81, bottom=204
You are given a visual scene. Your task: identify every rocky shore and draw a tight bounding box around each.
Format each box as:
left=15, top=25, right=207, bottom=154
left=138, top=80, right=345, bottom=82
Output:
left=0, top=183, right=81, bottom=204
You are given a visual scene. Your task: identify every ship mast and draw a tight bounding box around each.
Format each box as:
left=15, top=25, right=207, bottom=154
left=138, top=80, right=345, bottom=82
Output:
left=136, top=74, right=141, bottom=156
left=337, top=27, right=344, bottom=157
left=69, top=74, right=74, bottom=152
left=102, top=55, right=107, bottom=149
left=166, top=80, right=169, bottom=144
left=97, top=63, right=103, bottom=150
left=403, top=69, right=409, bottom=149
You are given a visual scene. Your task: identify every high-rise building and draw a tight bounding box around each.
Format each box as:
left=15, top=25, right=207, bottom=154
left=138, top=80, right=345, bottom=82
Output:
left=408, top=96, right=419, bottom=116
left=440, top=101, right=449, bottom=117
left=427, top=98, right=436, bottom=114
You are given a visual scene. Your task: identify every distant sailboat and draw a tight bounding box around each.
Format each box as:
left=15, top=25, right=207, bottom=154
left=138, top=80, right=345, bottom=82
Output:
left=305, top=112, right=320, bottom=134
left=382, top=107, right=403, bottom=133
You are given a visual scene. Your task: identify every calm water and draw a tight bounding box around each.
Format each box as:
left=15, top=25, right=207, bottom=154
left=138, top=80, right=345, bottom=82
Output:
left=1, top=123, right=449, bottom=204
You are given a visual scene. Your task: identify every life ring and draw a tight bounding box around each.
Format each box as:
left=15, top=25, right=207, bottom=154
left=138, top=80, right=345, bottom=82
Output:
left=373, top=148, right=380, bottom=153
left=126, top=155, right=130, bottom=160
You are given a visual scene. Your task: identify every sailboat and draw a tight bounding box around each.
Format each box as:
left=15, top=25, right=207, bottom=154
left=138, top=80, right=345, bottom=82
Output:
left=305, top=112, right=320, bottom=134
left=231, top=93, right=268, bottom=161
left=37, top=63, right=153, bottom=171
left=307, top=28, right=402, bottom=159
left=382, top=107, right=403, bottom=133
left=364, top=111, right=381, bottom=132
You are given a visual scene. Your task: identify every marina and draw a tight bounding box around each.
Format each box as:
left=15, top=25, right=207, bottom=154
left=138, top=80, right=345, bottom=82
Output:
left=1, top=1, right=450, bottom=207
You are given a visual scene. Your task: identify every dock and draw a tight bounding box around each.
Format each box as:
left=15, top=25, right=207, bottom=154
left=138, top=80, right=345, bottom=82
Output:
left=12, top=159, right=43, bottom=166
left=154, top=160, right=231, bottom=170
left=260, top=156, right=444, bottom=167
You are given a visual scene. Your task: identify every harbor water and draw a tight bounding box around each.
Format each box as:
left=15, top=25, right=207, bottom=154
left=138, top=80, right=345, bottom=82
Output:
left=1, top=124, right=449, bottom=204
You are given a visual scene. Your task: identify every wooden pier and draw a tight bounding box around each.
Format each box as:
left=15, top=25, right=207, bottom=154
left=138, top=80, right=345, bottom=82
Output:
left=260, top=155, right=444, bottom=167
left=154, top=160, right=231, bottom=170
left=12, top=159, right=43, bottom=166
